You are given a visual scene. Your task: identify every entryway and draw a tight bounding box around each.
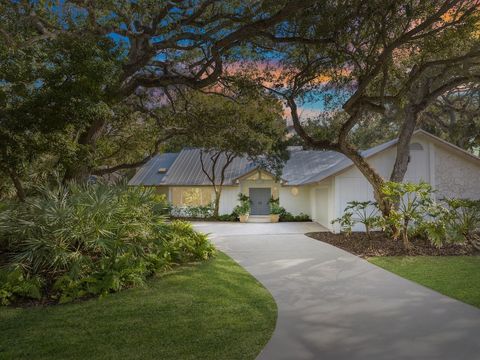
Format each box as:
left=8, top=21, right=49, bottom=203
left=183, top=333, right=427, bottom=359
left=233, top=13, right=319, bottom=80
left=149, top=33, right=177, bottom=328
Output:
left=249, top=188, right=271, bottom=215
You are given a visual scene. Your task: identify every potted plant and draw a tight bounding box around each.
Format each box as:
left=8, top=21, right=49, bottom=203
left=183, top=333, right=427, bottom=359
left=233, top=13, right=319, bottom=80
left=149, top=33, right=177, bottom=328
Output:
left=236, top=194, right=251, bottom=223
left=269, top=198, right=283, bottom=223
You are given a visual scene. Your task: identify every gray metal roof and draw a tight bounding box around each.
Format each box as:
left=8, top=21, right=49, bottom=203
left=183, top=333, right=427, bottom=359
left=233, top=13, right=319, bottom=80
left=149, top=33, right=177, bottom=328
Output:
left=281, top=150, right=347, bottom=185
left=129, top=149, right=257, bottom=186
left=292, top=137, right=400, bottom=185
left=161, top=148, right=257, bottom=185
left=128, top=153, right=179, bottom=186
left=128, top=136, right=402, bottom=187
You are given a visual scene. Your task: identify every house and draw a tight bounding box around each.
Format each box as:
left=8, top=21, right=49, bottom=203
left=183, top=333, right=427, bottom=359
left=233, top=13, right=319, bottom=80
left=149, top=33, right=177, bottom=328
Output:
left=129, top=130, right=480, bottom=231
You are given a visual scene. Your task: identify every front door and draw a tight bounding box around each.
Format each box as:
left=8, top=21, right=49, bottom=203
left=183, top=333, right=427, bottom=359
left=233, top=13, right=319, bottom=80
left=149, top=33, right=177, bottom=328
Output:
left=249, top=188, right=271, bottom=215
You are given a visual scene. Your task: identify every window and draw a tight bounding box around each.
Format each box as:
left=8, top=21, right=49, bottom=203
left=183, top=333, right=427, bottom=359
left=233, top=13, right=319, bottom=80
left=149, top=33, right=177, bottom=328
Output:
left=171, top=187, right=213, bottom=206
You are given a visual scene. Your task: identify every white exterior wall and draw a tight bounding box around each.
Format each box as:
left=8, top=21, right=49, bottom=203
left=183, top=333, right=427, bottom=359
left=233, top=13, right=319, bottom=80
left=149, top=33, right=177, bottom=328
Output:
left=434, top=146, right=480, bottom=200
left=332, top=135, right=433, bottom=232
left=159, top=133, right=480, bottom=223
left=309, top=178, right=335, bottom=230
left=219, top=186, right=241, bottom=214
left=163, top=185, right=240, bottom=215
left=279, top=186, right=312, bottom=216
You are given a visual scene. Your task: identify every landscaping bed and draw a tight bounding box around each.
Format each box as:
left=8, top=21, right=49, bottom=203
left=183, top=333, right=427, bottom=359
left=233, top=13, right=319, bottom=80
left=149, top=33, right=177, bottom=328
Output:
left=306, top=231, right=477, bottom=258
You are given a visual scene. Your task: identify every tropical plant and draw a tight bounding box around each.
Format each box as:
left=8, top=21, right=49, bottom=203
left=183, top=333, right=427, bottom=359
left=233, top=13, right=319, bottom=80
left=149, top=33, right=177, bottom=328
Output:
left=332, top=213, right=355, bottom=237
left=269, top=197, right=284, bottom=215
left=381, top=182, right=435, bottom=249
left=441, top=198, right=480, bottom=250
left=234, top=193, right=251, bottom=216
left=0, top=181, right=215, bottom=305
left=332, top=201, right=380, bottom=241
left=0, top=269, right=43, bottom=305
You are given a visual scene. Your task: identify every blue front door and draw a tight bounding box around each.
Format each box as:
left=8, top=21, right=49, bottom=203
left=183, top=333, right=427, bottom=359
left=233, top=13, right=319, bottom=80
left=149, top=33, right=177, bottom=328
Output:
left=249, top=188, right=271, bottom=215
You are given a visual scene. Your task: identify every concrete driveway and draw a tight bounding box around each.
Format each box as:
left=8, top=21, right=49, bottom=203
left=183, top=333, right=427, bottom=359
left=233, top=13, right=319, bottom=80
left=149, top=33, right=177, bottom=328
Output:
left=192, top=222, right=480, bottom=360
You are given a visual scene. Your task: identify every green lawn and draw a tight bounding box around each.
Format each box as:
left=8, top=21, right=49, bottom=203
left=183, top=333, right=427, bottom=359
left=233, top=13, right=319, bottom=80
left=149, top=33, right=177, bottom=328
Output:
left=369, top=256, right=480, bottom=308
left=0, top=252, right=277, bottom=360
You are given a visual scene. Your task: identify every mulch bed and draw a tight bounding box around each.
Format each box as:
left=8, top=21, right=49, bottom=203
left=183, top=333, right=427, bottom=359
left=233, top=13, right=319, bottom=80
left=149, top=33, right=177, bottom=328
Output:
left=305, top=231, right=478, bottom=258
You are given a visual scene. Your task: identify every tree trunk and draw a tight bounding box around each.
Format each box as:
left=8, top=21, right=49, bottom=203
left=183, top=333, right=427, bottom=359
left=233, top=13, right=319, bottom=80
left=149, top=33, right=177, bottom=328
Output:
left=63, top=118, right=106, bottom=182
left=7, top=169, right=26, bottom=202
left=390, top=106, right=418, bottom=182
left=213, top=188, right=222, bottom=218
left=339, top=142, right=391, bottom=217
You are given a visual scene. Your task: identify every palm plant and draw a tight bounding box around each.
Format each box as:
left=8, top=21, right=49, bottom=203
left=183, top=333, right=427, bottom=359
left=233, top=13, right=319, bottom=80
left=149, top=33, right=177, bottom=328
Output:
left=0, top=181, right=215, bottom=304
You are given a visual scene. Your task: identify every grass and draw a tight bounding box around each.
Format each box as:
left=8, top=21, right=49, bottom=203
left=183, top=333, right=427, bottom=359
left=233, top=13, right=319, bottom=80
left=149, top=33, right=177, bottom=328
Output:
left=0, top=252, right=277, bottom=360
left=369, top=256, right=480, bottom=308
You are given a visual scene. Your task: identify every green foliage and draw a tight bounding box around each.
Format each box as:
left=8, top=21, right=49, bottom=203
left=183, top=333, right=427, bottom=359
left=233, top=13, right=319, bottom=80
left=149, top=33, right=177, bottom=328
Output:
left=159, top=221, right=216, bottom=263
left=151, top=193, right=170, bottom=216
left=332, top=212, right=355, bottom=236
left=333, top=201, right=380, bottom=240
left=0, top=269, right=43, bottom=305
left=0, top=253, right=277, bottom=360
left=169, top=203, right=214, bottom=219
left=233, top=193, right=251, bottom=216
left=330, top=184, right=479, bottom=250
left=0, top=182, right=215, bottom=305
left=216, top=213, right=239, bottom=222
left=442, top=198, right=480, bottom=242
left=421, top=88, right=480, bottom=155
left=279, top=212, right=311, bottom=222
left=269, top=197, right=283, bottom=215
left=420, top=198, right=480, bottom=249
left=381, top=182, right=435, bottom=248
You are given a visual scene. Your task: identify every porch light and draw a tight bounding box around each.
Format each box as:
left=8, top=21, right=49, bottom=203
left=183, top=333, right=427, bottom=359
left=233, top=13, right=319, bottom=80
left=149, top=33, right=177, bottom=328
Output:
left=291, top=187, right=299, bottom=196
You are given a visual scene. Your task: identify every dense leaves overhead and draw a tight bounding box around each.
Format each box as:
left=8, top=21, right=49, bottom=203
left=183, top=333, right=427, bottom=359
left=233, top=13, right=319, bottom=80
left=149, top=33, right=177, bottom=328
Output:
left=1, top=0, right=480, bottom=201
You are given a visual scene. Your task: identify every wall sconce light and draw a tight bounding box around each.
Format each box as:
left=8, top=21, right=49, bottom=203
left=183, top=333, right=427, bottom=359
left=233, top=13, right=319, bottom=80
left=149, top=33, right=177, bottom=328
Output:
left=291, top=187, right=299, bottom=196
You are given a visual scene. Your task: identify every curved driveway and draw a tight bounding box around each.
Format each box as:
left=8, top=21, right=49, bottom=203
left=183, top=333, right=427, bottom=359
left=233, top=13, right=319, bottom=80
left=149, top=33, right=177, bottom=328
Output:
left=193, top=222, right=480, bottom=360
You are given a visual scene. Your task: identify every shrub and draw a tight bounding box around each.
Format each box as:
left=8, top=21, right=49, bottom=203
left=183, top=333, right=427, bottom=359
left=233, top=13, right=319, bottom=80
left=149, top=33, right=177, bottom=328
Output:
left=169, top=203, right=214, bottom=219
left=439, top=198, right=480, bottom=250
left=280, top=212, right=311, bottom=222
left=266, top=197, right=311, bottom=222
left=151, top=193, right=170, bottom=216
left=381, top=182, right=435, bottom=249
left=216, top=213, right=238, bottom=222
left=0, top=182, right=215, bottom=305
left=233, top=193, right=250, bottom=216
left=269, top=197, right=283, bottom=215
left=332, top=201, right=380, bottom=242
left=0, top=269, right=43, bottom=305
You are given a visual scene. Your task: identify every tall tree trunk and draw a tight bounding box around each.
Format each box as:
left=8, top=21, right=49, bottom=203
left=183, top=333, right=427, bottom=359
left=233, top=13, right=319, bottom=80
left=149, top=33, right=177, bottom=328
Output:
left=339, top=142, right=391, bottom=217
left=390, top=106, right=418, bottom=182
left=63, top=118, right=106, bottom=182
left=7, top=168, right=26, bottom=202
left=213, top=188, right=222, bottom=218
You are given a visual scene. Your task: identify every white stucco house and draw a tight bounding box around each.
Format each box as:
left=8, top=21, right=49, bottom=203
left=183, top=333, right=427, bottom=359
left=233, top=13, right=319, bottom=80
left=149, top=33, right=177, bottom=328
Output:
left=129, top=130, right=480, bottom=231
